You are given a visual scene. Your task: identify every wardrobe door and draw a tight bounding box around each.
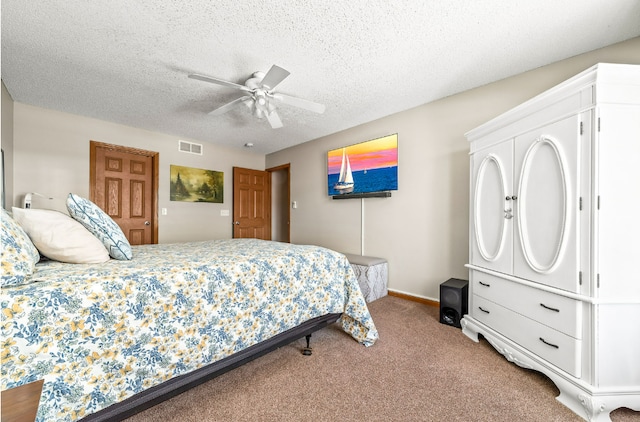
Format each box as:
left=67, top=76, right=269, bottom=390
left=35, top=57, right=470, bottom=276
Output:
left=513, top=115, right=583, bottom=292
left=470, top=141, right=513, bottom=275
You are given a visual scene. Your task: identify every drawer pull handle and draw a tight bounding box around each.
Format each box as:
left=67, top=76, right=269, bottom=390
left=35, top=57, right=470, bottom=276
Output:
left=540, top=303, right=560, bottom=312
left=478, top=306, right=490, bottom=314
left=479, top=281, right=491, bottom=287
left=539, top=337, right=559, bottom=349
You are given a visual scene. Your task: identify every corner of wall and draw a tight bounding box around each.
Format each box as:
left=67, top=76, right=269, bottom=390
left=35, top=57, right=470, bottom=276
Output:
left=1, top=80, right=15, bottom=209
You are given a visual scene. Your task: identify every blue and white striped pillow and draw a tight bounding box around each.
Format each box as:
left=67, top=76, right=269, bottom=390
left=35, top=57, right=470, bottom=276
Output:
left=66, top=193, right=133, bottom=260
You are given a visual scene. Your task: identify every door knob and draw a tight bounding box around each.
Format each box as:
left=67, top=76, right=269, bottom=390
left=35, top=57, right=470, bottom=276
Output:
left=234, top=221, right=240, bottom=225
left=144, top=221, right=150, bottom=226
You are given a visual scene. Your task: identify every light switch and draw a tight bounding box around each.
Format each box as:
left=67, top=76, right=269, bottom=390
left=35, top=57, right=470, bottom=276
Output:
left=292, top=201, right=297, bottom=209
left=161, top=208, right=167, bottom=215
left=221, top=209, right=230, bottom=216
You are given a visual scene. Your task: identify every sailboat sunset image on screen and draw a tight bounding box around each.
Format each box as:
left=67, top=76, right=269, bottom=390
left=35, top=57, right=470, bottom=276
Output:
left=334, top=148, right=355, bottom=193
left=327, top=134, right=398, bottom=196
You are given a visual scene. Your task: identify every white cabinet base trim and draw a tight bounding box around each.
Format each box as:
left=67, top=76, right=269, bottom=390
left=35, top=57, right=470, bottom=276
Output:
left=462, top=316, right=640, bottom=422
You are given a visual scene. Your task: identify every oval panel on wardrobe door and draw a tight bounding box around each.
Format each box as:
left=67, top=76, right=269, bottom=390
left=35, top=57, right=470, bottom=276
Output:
left=474, top=155, right=507, bottom=262
left=517, top=138, right=570, bottom=273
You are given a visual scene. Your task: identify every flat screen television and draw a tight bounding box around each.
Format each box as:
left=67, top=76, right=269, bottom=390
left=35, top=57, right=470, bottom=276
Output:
left=327, top=133, right=398, bottom=197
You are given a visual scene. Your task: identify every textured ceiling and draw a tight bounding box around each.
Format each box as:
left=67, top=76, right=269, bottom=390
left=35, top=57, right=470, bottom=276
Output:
left=2, top=1, right=640, bottom=154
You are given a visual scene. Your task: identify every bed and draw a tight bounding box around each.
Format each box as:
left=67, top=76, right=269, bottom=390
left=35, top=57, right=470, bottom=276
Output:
left=1, top=237, right=378, bottom=421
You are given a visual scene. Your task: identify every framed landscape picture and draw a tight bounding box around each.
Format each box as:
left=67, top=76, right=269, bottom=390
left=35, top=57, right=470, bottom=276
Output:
left=170, top=165, right=223, bottom=203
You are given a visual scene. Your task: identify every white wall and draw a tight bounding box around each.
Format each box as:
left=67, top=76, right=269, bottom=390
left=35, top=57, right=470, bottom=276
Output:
left=266, top=37, right=640, bottom=301
left=12, top=103, right=264, bottom=243
left=1, top=82, right=15, bottom=209
left=7, top=38, right=640, bottom=299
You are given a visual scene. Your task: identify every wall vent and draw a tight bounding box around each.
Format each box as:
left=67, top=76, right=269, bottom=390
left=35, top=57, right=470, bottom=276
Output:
left=178, top=140, right=203, bottom=155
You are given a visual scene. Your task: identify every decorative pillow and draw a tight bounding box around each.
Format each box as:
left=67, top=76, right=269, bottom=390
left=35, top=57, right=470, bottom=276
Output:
left=66, top=193, right=133, bottom=260
left=1, top=208, right=40, bottom=287
left=12, top=207, right=110, bottom=264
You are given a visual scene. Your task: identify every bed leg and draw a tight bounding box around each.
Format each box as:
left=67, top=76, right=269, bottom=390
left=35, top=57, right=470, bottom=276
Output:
left=302, top=334, right=313, bottom=356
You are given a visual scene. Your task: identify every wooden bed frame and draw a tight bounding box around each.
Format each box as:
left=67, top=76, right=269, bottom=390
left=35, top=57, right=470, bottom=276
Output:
left=81, top=313, right=342, bottom=421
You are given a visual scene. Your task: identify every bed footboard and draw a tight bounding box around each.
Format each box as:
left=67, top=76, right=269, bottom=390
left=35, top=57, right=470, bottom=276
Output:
left=81, top=313, right=342, bottom=422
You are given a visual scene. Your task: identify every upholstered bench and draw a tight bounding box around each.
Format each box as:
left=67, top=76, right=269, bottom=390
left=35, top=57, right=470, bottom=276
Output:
left=343, top=253, right=388, bottom=302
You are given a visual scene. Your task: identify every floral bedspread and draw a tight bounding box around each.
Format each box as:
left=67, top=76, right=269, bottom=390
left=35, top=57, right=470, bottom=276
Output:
left=1, top=239, right=378, bottom=421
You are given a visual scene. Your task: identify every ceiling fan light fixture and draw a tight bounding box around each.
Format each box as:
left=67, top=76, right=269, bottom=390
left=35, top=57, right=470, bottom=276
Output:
left=255, top=90, right=267, bottom=107
left=190, top=64, right=325, bottom=129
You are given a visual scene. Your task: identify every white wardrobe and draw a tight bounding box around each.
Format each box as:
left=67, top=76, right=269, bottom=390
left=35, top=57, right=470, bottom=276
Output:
left=462, top=63, right=640, bottom=421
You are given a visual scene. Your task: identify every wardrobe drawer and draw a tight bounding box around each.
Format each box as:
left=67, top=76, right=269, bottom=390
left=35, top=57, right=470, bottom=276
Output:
left=471, top=270, right=582, bottom=339
left=472, top=295, right=581, bottom=378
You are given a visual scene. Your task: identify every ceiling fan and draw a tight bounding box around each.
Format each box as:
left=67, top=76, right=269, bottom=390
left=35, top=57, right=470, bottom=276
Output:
left=188, top=65, right=325, bottom=129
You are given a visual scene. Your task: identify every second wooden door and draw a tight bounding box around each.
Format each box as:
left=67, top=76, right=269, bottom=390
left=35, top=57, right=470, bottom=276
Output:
left=233, top=167, right=271, bottom=239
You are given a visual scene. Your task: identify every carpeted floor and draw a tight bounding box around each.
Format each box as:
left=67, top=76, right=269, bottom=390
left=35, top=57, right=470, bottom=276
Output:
left=125, top=296, right=638, bottom=421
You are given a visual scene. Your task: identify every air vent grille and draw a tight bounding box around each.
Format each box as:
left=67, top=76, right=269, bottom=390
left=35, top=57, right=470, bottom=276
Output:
left=190, top=143, right=202, bottom=154
left=178, top=140, right=203, bottom=155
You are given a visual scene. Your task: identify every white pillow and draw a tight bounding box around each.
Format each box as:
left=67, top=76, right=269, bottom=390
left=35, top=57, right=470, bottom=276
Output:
left=12, top=207, right=110, bottom=264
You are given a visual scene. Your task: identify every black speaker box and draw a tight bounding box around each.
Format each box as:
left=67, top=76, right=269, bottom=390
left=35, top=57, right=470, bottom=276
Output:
left=439, top=278, right=468, bottom=328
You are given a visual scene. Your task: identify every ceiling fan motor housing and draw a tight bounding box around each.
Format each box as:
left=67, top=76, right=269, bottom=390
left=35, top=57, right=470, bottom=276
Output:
left=245, top=72, right=265, bottom=89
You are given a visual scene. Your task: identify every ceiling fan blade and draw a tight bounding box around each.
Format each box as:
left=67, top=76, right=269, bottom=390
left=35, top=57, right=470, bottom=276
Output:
left=273, top=93, right=325, bottom=114
left=266, top=109, right=283, bottom=129
left=189, top=74, right=251, bottom=92
left=260, top=65, right=290, bottom=90
left=209, top=96, right=252, bottom=115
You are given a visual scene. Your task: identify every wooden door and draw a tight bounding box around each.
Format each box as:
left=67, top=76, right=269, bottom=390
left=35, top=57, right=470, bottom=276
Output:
left=512, top=114, right=583, bottom=292
left=470, top=140, right=514, bottom=275
left=90, top=141, right=159, bottom=245
left=233, top=167, right=271, bottom=239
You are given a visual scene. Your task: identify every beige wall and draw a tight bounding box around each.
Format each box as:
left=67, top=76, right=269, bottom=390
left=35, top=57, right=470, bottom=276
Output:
left=12, top=103, right=264, bottom=243
left=271, top=168, right=289, bottom=242
left=266, top=37, right=640, bottom=301
left=1, top=81, right=15, bottom=209
left=7, top=37, right=640, bottom=299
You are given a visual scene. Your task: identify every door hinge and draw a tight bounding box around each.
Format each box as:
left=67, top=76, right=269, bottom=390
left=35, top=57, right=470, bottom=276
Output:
left=597, top=195, right=601, bottom=210
left=598, top=117, right=601, bottom=132
left=579, top=197, right=582, bottom=211
left=579, top=271, right=582, bottom=285
left=597, top=273, right=600, bottom=288
left=580, top=121, right=583, bottom=135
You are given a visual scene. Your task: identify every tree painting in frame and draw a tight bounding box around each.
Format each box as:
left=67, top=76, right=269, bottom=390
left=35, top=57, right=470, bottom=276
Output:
left=170, top=165, right=223, bottom=203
